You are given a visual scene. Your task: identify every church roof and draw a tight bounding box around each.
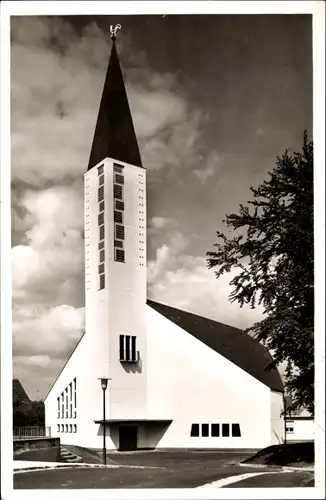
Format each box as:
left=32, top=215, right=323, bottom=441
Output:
left=147, top=300, right=283, bottom=392
left=88, top=40, right=143, bottom=170
left=13, top=379, right=30, bottom=404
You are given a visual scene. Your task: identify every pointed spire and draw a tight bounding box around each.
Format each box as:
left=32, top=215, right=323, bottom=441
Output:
left=87, top=31, right=143, bottom=170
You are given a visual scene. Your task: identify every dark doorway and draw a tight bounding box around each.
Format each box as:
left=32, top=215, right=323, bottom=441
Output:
left=118, top=425, right=138, bottom=451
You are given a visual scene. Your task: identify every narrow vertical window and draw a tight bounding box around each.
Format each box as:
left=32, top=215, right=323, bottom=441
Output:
left=222, top=424, right=230, bottom=437
left=98, top=165, right=104, bottom=175
left=61, top=393, right=64, bottom=419
left=57, top=397, right=60, bottom=419
left=211, top=424, right=220, bottom=437
left=119, top=335, right=124, bottom=360
left=125, top=335, right=130, bottom=361
left=73, top=378, right=77, bottom=418
left=201, top=424, right=209, bottom=437
left=231, top=424, right=241, bottom=437
left=131, top=336, right=136, bottom=361
left=99, top=175, right=104, bottom=186
left=69, top=382, right=73, bottom=418
left=99, top=274, right=105, bottom=290
left=190, top=424, right=199, bottom=437
left=65, top=387, right=69, bottom=418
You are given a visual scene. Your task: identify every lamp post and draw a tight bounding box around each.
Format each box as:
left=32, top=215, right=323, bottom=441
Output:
left=98, top=378, right=110, bottom=465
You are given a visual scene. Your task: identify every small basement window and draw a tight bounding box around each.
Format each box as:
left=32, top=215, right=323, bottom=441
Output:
left=201, top=424, right=209, bottom=437
left=211, top=423, right=220, bottom=437
left=190, top=424, right=200, bottom=437
left=232, top=423, right=241, bottom=437
left=222, top=424, right=230, bottom=437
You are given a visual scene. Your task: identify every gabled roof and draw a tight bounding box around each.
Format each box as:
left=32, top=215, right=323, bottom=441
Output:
left=147, top=300, right=283, bottom=392
left=87, top=40, right=143, bottom=170
left=13, top=379, right=30, bottom=403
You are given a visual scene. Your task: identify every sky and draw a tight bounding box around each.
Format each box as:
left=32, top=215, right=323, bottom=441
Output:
left=10, top=14, right=312, bottom=400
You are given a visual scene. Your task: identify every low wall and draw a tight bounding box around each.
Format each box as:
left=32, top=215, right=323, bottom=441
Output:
left=13, top=437, right=61, bottom=462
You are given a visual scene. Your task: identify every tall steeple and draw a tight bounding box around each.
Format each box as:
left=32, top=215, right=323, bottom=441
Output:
left=87, top=30, right=143, bottom=170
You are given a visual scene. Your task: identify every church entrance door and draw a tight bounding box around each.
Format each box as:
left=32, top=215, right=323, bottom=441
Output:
left=118, top=425, right=138, bottom=451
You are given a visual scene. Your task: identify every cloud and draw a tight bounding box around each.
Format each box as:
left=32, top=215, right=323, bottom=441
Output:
left=193, top=151, right=220, bottom=183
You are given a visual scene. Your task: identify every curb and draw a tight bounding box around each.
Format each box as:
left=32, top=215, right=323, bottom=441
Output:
left=14, top=463, right=165, bottom=473
left=239, top=462, right=314, bottom=472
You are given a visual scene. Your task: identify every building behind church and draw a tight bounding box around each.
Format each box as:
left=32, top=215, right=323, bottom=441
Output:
left=44, top=35, right=285, bottom=451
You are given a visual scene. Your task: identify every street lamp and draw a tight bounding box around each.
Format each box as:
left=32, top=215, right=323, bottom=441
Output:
left=98, top=377, right=111, bottom=465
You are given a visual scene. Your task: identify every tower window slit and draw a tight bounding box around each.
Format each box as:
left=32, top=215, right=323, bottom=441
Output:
left=98, top=212, right=104, bottom=226
left=115, top=249, right=125, bottom=263
left=113, top=184, right=123, bottom=200
left=99, top=250, right=105, bottom=263
left=98, top=165, right=104, bottom=175
left=115, top=201, right=124, bottom=211
left=98, top=241, right=105, bottom=250
left=99, top=225, right=105, bottom=240
left=114, top=211, right=123, bottom=224
left=113, top=163, right=124, bottom=173
left=98, top=186, right=104, bottom=201
left=98, top=263, right=105, bottom=274
left=99, top=175, right=104, bottom=186
left=115, top=174, right=124, bottom=185
left=115, top=224, right=124, bottom=240
left=99, top=274, right=105, bottom=290
left=99, top=201, right=105, bottom=212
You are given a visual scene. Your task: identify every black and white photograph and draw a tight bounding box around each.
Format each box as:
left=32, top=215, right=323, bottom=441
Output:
left=1, top=1, right=325, bottom=497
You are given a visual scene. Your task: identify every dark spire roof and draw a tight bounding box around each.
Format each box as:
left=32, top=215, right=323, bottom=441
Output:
left=13, top=379, right=30, bottom=403
left=87, top=40, right=143, bottom=170
left=147, top=300, right=284, bottom=392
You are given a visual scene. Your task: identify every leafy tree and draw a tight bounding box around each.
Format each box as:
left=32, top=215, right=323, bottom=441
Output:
left=207, top=131, right=314, bottom=414
left=13, top=400, right=45, bottom=428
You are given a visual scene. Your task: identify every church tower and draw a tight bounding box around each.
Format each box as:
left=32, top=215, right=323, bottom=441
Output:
left=84, top=31, right=147, bottom=423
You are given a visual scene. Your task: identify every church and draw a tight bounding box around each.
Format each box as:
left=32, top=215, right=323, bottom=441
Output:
left=44, top=32, right=285, bottom=452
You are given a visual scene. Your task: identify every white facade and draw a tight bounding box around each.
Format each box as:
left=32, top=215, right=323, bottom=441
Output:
left=44, top=155, right=284, bottom=451
left=286, top=418, right=314, bottom=442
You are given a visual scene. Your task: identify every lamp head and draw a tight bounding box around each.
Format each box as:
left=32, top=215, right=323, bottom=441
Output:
left=98, top=377, right=110, bottom=390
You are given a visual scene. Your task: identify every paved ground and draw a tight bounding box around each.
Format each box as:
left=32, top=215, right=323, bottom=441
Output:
left=226, top=471, right=314, bottom=488
left=13, top=450, right=313, bottom=489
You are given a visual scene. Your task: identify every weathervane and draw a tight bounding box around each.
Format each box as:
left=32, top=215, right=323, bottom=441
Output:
left=110, top=24, right=122, bottom=41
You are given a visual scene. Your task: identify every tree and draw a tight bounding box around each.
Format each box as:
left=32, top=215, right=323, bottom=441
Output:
left=207, top=131, right=314, bottom=415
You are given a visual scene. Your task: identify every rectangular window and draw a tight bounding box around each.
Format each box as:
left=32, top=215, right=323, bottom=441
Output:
left=98, top=241, right=105, bottom=250
left=65, top=425, right=68, bottom=433
left=73, top=378, right=77, bottom=418
left=211, top=423, right=220, bottom=437
left=115, top=201, right=124, bottom=211
left=113, top=163, right=124, bottom=173
left=222, top=424, right=230, bottom=437
left=131, top=336, right=137, bottom=361
left=231, top=424, right=241, bottom=437
left=99, top=274, right=105, bottom=290
left=98, top=264, right=105, bottom=274
left=73, top=425, right=77, bottom=433
left=119, top=335, right=124, bottom=361
left=114, top=210, right=123, bottom=224
left=70, top=403, right=72, bottom=419
left=98, top=186, right=104, bottom=202
left=99, top=175, right=104, bottom=186
left=61, top=393, right=64, bottom=419
left=125, top=335, right=130, bottom=361
left=115, top=224, right=124, bottom=240
left=98, top=165, right=104, bottom=175
left=99, top=250, right=105, bottom=263
left=286, top=427, right=294, bottom=433
left=98, top=212, right=104, bottom=226
left=113, top=184, right=123, bottom=200
left=99, top=225, right=105, bottom=241
left=115, top=249, right=125, bottom=263
left=190, top=423, right=200, bottom=437
left=57, top=397, right=60, bottom=419
left=65, top=388, right=69, bottom=418
left=99, top=201, right=105, bottom=212
left=114, top=240, right=123, bottom=248
left=57, top=424, right=60, bottom=432
left=69, top=425, right=72, bottom=433
left=201, top=423, right=209, bottom=437
left=61, top=424, right=64, bottom=432
left=115, top=173, right=124, bottom=185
